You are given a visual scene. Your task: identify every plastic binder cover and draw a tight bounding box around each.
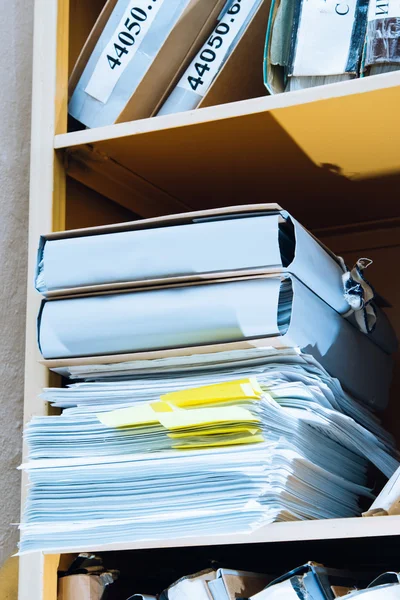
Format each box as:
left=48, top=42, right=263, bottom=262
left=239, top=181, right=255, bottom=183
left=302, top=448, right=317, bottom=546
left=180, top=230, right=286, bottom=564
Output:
left=156, top=0, right=265, bottom=116
left=68, top=0, right=226, bottom=127
left=35, top=204, right=346, bottom=310
left=35, top=204, right=397, bottom=355
left=38, top=275, right=392, bottom=410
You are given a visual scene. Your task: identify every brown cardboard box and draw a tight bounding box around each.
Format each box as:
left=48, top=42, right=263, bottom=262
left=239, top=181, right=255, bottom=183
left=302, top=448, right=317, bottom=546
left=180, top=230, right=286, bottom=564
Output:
left=58, top=574, right=104, bottom=600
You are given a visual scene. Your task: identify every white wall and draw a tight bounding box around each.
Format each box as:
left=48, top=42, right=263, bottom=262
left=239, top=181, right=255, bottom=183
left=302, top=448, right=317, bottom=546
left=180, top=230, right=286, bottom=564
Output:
left=0, top=0, right=33, bottom=565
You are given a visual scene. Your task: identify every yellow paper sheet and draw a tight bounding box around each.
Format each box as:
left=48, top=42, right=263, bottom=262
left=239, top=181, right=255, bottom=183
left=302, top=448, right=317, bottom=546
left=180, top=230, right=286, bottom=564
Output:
left=157, top=406, right=259, bottom=430
left=161, top=378, right=263, bottom=407
left=97, top=404, right=160, bottom=428
left=168, top=426, right=262, bottom=438
left=173, top=434, right=265, bottom=449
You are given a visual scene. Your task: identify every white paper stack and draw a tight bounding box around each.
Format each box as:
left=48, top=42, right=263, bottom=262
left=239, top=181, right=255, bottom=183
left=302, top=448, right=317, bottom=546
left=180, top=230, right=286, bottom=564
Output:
left=19, top=444, right=377, bottom=553
left=20, top=349, right=399, bottom=554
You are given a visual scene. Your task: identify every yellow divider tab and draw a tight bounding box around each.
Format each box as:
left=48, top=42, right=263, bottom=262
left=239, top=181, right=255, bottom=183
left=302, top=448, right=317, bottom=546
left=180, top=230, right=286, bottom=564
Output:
left=157, top=406, right=259, bottom=430
left=161, top=377, right=263, bottom=407
left=97, top=404, right=159, bottom=428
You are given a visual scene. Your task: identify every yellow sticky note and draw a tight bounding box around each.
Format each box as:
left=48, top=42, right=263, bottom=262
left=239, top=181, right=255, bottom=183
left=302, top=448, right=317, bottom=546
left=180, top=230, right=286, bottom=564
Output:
left=168, top=426, right=261, bottom=438
left=173, top=434, right=265, bottom=450
left=161, top=378, right=263, bottom=408
left=98, top=404, right=159, bottom=428
left=157, top=406, right=259, bottom=431
left=150, top=401, right=173, bottom=413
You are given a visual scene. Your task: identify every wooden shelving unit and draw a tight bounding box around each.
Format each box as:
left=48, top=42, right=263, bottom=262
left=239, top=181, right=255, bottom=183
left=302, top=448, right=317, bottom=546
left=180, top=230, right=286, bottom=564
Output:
left=19, top=1, right=400, bottom=598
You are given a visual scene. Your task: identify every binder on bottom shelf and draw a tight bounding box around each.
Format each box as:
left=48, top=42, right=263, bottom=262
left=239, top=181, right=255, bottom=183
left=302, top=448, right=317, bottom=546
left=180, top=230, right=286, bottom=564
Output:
left=250, top=563, right=375, bottom=600
left=159, top=568, right=271, bottom=600
left=38, top=275, right=392, bottom=410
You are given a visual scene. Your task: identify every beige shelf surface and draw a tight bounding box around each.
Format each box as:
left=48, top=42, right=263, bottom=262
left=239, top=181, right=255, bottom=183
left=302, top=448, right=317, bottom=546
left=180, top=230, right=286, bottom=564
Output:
left=34, top=515, right=400, bottom=555
left=18, top=516, right=400, bottom=600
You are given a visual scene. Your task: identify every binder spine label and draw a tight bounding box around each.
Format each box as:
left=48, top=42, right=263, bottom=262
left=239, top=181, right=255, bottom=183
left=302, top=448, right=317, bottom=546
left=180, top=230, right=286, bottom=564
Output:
left=366, top=1, right=400, bottom=65
left=85, top=0, right=165, bottom=104
left=369, top=0, right=400, bottom=19
left=290, top=0, right=368, bottom=76
left=178, top=0, right=260, bottom=97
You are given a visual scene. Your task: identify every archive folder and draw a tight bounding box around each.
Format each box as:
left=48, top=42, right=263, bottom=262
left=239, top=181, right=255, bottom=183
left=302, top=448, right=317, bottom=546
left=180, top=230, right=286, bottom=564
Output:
left=157, top=0, right=264, bottom=116
left=35, top=205, right=397, bottom=355
left=68, top=0, right=226, bottom=127
left=207, top=569, right=271, bottom=600
left=250, top=563, right=374, bottom=600
left=264, top=0, right=369, bottom=93
left=38, top=275, right=392, bottom=409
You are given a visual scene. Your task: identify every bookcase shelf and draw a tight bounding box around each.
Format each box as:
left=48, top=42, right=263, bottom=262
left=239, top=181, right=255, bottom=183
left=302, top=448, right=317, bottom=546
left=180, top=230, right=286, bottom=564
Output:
left=56, top=74, right=400, bottom=224
left=20, top=0, right=400, bottom=599
left=30, top=516, right=400, bottom=556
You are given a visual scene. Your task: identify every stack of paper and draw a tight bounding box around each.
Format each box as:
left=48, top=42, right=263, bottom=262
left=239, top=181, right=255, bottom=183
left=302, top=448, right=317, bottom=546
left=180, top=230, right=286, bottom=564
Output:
left=19, top=443, right=376, bottom=553
left=20, top=349, right=398, bottom=554
left=32, top=350, right=397, bottom=472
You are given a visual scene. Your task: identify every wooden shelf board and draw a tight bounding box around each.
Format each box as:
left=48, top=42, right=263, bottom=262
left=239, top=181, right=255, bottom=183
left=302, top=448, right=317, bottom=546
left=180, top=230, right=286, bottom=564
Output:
left=56, top=73, right=400, bottom=228
left=38, top=516, right=400, bottom=556
left=55, top=71, right=400, bottom=154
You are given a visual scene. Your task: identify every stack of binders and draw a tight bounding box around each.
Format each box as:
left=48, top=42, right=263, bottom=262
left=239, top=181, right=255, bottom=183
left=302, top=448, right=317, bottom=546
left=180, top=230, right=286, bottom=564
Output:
left=19, top=204, right=398, bottom=554
left=36, top=204, right=396, bottom=409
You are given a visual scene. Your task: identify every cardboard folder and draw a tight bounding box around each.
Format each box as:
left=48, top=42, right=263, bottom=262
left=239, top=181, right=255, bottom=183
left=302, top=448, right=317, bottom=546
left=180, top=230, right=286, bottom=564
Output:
left=58, top=574, right=104, bottom=600
left=208, top=569, right=271, bottom=599
left=38, top=274, right=392, bottom=410
left=251, top=563, right=376, bottom=600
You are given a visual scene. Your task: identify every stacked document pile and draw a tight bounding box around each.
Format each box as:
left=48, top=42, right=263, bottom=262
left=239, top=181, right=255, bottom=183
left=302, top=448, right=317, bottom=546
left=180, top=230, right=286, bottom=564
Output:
left=20, top=348, right=398, bottom=553
left=21, top=205, right=398, bottom=553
